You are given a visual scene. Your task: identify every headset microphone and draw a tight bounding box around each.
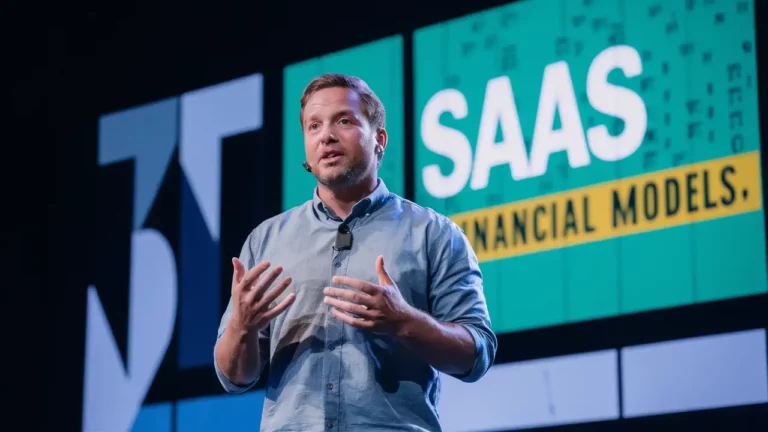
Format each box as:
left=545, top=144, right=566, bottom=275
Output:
left=302, top=161, right=312, bottom=172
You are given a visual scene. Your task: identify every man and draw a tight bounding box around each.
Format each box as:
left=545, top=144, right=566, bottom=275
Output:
left=214, top=73, right=497, bottom=431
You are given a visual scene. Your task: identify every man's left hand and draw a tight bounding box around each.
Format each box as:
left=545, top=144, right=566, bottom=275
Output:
left=324, top=255, right=416, bottom=335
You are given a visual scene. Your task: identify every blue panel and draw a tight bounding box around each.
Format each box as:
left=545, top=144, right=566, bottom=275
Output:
left=98, top=97, right=178, bottom=230
left=180, top=73, right=263, bottom=242
left=176, top=391, right=266, bottom=432
left=178, top=175, right=220, bottom=368
left=131, top=403, right=173, bottom=432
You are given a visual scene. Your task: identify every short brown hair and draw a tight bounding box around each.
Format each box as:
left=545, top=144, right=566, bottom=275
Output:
left=299, top=73, right=386, bottom=132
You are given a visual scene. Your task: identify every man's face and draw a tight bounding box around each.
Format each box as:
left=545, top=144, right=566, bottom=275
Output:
left=302, top=87, right=379, bottom=189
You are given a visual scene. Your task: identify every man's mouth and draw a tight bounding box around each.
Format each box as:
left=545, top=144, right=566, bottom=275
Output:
left=321, top=151, right=343, bottom=162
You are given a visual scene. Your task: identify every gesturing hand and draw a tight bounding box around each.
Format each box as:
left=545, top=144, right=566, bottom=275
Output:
left=323, top=255, right=416, bottom=335
left=230, top=258, right=295, bottom=334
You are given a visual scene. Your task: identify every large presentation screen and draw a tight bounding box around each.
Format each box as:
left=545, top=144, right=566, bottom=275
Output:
left=283, top=36, right=405, bottom=210
left=414, top=0, right=766, bottom=334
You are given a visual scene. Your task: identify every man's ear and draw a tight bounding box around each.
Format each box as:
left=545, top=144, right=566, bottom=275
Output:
left=375, top=128, right=388, bottom=156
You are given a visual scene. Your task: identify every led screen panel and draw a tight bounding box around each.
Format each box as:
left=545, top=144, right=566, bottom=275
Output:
left=283, top=36, right=405, bottom=210
left=437, top=329, right=768, bottom=431
left=621, top=328, right=768, bottom=417
left=413, top=0, right=765, bottom=334
left=438, top=350, right=620, bottom=431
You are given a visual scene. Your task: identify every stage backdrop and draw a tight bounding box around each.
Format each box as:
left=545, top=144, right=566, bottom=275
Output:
left=70, top=0, right=768, bottom=431
left=412, top=1, right=768, bottom=430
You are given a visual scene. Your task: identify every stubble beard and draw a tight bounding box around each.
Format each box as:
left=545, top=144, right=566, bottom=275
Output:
left=317, top=156, right=370, bottom=189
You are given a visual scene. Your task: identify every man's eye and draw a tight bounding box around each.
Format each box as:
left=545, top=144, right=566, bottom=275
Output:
left=340, top=119, right=350, bottom=125
left=309, top=123, right=319, bottom=130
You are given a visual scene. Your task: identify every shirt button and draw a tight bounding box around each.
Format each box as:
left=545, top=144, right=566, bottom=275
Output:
left=327, top=383, right=334, bottom=390
left=326, top=420, right=334, bottom=429
left=329, top=343, right=335, bottom=351
left=334, top=261, right=341, bottom=268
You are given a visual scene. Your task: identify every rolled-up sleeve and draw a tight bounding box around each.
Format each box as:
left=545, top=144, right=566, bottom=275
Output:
left=427, top=218, right=498, bottom=383
left=213, top=231, right=271, bottom=393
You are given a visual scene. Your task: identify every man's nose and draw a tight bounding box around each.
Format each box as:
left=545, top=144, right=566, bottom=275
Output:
left=319, top=124, right=339, bottom=144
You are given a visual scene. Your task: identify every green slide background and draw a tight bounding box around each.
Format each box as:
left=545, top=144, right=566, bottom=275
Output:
left=283, top=36, right=405, bottom=210
left=413, top=0, right=766, bottom=333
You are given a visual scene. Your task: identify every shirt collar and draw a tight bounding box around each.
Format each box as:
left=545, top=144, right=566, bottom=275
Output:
left=312, top=178, right=390, bottom=221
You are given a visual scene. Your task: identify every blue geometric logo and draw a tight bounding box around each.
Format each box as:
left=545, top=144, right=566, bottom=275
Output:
left=83, top=73, right=263, bottom=432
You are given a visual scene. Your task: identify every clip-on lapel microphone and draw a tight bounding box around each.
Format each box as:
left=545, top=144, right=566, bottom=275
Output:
left=333, top=224, right=353, bottom=251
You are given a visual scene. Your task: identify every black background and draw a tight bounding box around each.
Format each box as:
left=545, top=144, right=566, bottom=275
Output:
left=42, top=0, right=768, bottom=430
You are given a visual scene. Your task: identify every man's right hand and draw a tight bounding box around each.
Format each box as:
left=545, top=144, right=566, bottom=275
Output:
left=229, top=258, right=296, bottom=335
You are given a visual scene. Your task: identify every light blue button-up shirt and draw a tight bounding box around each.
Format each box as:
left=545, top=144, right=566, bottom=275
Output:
left=215, top=179, right=497, bottom=431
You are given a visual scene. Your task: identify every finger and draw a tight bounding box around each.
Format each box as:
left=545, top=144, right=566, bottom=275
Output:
left=247, top=266, right=284, bottom=302
left=231, top=258, right=245, bottom=291
left=331, top=307, right=373, bottom=329
left=324, top=296, right=375, bottom=319
left=262, top=292, right=296, bottom=320
left=376, top=255, right=394, bottom=286
left=256, top=276, right=293, bottom=308
left=238, top=260, right=272, bottom=292
left=331, top=276, right=380, bottom=295
left=323, top=287, right=373, bottom=307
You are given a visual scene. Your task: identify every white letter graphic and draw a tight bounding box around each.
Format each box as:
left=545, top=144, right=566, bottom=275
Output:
left=586, top=45, right=647, bottom=161
left=471, top=76, right=531, bottom=189
left=421, top=89, right=473, bottom=199
left=83, top=230, right=177, bottom=432
left=529, top=61, right=591, bottom=177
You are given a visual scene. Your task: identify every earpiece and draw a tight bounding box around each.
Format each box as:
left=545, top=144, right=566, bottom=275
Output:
left=302, top=161, right=312, bottom=172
